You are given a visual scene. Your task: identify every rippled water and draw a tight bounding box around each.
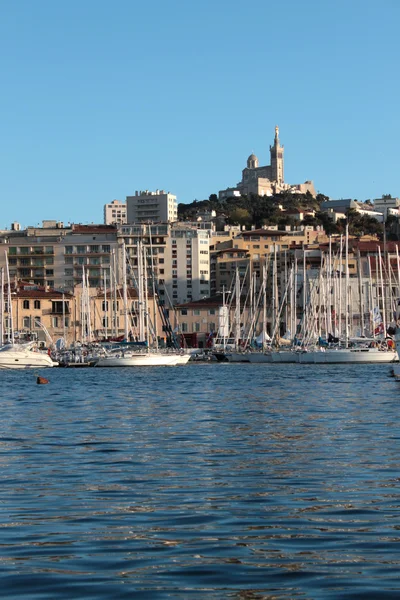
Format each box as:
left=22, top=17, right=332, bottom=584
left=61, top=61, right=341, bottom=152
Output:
left=0, top=363, right=399, bottom=599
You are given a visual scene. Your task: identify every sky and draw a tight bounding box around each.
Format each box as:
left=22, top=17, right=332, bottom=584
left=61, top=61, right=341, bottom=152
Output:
left=1, top=0, right=399, bottom=229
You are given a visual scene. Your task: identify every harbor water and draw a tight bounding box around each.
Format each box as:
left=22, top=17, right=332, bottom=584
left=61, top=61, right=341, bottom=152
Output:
left=0, top=363, right=400, bottom=599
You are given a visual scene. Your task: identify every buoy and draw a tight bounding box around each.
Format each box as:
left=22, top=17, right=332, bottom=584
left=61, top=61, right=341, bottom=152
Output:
left=37, top=376, right=49, bottom=385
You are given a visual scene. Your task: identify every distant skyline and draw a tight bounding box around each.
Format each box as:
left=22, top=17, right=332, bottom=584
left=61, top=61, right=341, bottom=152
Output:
left=1, top=0, right=399, bottom=229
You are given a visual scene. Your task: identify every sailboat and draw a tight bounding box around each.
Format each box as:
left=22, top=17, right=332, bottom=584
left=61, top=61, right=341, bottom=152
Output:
left=0, top=255, right=58, bottom=369
left=297, top=227, right=397, bottom=364
left=96, top=242, right=189, bottom=367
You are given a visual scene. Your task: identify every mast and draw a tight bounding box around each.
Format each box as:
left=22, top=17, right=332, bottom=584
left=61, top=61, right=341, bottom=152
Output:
left=137, top=242, right=145, bottom=342
left=357, top=248, right=364, bottom=336
left=378, top=245, right=386, bottom=336
left=234, top=268, right=241, bottom=350
left=0, top=268, right=4, bottom=346
left=62, top=292, right=66, bottom=344
left=345, top=223, right=349, bottom=347
left=148, top=229, right=158, bottom=350
left=122, top=242, right=129, bottom=341
left=103, top=268, right=108, bottom=340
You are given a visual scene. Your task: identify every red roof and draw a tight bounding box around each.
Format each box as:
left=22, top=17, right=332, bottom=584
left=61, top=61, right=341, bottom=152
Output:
left=71, top=224, right=117, bottom=234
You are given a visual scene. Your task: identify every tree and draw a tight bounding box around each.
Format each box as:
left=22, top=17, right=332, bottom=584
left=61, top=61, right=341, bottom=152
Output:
left=228, top=208, right=251, bottom=227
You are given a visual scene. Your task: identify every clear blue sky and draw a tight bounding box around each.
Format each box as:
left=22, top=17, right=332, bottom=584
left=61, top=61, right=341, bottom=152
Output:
left=1, top=0, right=399, bottom=228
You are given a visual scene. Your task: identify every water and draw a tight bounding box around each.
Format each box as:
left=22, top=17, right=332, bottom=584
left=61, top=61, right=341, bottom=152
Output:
left=0, top=363, right=399, bottom=599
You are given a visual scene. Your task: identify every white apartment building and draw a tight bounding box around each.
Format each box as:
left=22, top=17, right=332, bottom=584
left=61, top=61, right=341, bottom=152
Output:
left=118, top=222, right=210, bottom=305
left=373, top=196, right=400, bottom=220
left=165, top=225, right=210, bottom=304
left=104, top=199, right=127, bottom=225
left=126, top=190, right=177, bottom=223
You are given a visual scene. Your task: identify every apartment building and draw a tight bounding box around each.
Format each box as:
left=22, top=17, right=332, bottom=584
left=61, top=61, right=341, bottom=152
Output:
left=165, top=224, right=210, bottom=304
left=104, top=200, right=127, bottom=225
left=0, top=222, right=119, bottom=292
left=126, top=190, right=177, bottom=223
left=118, top=222, right=210, bottom=305
left=210, top=226, right=324, bottom=296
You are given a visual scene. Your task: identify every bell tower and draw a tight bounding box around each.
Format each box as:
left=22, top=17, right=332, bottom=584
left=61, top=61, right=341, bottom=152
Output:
left=269, top=125, right=284, bottom=185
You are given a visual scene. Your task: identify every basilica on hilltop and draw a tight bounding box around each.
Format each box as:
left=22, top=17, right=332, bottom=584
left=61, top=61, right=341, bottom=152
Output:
left=219, top=126, right=315, bottom=199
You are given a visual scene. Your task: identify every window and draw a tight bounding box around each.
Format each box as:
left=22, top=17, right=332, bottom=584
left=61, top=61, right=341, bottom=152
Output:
left=23, top=300, right=30, bottom=309
left=193, top=309, right=200, bottom=316
left=35, top=317, right=41, bottom=328
left=52, top=317, right=59, bottom=328
left=181, top=309, right=187, bottom=316
left=65, top=269, right=73, bottom=276
left=34, top=300, right=41, bottom=309
left=65, top=246, right=73, bottom=254
left=181, top=322, right=188, bottom=332
left=193, top=322, right=200, bottom=332
left=159, top=258, right=164, bottom=264
left=23, top=316, right=30, bottom=329
left=209, top=309, right=216, bottom=315
left=102, top=301, right=109, bottom=311
left=46, top=269, right=54, bottom=276
left=77, top=246, right=86, bottom=254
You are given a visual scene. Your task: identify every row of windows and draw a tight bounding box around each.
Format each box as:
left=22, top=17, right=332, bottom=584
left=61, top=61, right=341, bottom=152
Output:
left=180, top=309, right=216, bottom=316
left=9, top=246, right=53, bottom=255
left=20, top=316, right=70, bottom=329
left=180, top=322, right=216, bottom=333
left=21, top=300, right=42, bottom=310
left=65, top=245, right=111, bottom=254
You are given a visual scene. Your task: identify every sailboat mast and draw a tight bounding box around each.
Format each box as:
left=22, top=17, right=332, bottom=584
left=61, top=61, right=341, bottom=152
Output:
left=122, top=242, right=129, bottom=341
left=0, top=268, right=4, bottom=346
left=378, top=245, right=386, bottom=336
left=104, top=268, right=108, bottom=340
left=345, top=223, right=349, bottom=347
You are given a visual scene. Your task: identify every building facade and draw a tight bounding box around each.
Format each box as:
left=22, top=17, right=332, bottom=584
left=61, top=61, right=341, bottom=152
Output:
left=104, top=200, right=127, bottom=225
left=126, top=190, right=178, bottom=223
left=219, top=126, right=316, bottom=199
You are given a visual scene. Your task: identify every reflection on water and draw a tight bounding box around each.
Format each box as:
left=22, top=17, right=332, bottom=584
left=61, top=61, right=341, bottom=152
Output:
left=0, top=364, right=399, bottom=599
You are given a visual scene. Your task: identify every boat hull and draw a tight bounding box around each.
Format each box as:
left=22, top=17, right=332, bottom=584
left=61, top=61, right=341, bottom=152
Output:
left=298, top=349, right=396, bottom=364
left=95, top=352, right=188, bottom=367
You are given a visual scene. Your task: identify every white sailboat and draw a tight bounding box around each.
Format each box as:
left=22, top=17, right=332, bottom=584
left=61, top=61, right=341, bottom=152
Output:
left=96, top=242, right=189, bottom=367
left=0, top=254, right=58, bottom=369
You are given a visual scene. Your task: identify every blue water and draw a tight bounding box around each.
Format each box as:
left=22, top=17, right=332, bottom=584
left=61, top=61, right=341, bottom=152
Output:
left=0, top=363, right=399, bottom=599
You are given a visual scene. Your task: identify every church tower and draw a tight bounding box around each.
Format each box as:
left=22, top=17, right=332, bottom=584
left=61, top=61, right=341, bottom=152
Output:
left=269, top=126, right=284, bottom=185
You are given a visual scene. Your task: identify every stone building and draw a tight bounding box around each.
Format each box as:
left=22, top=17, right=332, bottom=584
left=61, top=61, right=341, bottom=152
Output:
left=219, top=126, right=316, bottom=199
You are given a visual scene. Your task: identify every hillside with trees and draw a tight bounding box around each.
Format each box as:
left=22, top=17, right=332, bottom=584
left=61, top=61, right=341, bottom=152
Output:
left=178, top=192, right=388, bottom=238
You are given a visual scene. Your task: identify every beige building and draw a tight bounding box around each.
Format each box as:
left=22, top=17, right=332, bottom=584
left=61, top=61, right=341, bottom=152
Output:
left=104, top=200, right=127, bottom=225
left=219, top=126, right=316, bottom=199
left=126, top=190, right=178, bottom=223
left=3, top=281, right=169, bottom=348
left=118, top=222, right=211, bottom=305
left=0, top=223, right=120, bottom=292
left=210, top=226, right=324, bottom=296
